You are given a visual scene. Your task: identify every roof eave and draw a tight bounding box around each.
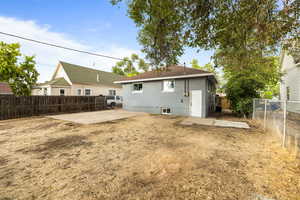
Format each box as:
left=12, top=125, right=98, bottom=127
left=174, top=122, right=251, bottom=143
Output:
left=114, top=73, right=215, bottom=84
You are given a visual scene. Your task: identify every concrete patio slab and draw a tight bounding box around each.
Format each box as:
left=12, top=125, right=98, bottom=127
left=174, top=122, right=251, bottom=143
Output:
left=180, top=117, right=215, bottom=126
left=48, top=109, right=147, bottom=125
left=214, top=120, right=250, bottom=129
left=181, top=117, right=250, bottom=129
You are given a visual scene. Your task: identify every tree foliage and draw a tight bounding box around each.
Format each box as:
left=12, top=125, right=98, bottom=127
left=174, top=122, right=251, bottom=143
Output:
left=0, top=42, right=39, bottom=96
left=191, top=59, right=216, bottom=74
left=112, top=53, right=150, bottom=76
left=112, top=0, right=299, bottom=64
left=215, top=47, right=281, bottom=116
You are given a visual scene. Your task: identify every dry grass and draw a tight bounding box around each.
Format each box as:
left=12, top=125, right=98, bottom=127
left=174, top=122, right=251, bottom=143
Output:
left=0, top=114, right=299, bottom=200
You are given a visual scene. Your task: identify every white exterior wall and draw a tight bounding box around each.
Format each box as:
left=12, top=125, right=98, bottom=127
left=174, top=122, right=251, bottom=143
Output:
left=32, top=84, right=122, bottom=96
left=70, top=84, right=122, bottom=96
left=50, top=87, right=72, bottom=96
left=32, top=85, right=52, bottom=96
left=280, top=52, right=300, bottom=101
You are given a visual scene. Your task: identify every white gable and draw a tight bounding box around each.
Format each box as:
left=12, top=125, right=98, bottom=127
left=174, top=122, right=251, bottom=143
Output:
left=53, top=63, right=72, bottom=85
left=281, top=52, right=297, bottom=71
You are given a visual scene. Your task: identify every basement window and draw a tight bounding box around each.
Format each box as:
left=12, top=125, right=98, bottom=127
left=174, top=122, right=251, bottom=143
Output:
left=161, top=107, right=171, bottom=115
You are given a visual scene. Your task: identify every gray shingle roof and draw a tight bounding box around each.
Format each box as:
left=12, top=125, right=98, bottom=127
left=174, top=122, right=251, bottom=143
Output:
left=59, top=61, right=123, bottom=87
left=39, top=77, right=71, bottom=86
left=118, top=65, right=213, bottom=82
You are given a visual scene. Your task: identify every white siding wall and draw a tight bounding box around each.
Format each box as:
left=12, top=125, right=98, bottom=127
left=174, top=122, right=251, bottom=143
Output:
left=70, top=84, right=122, bottom=96
left=280, top=53, right=300, bottom=101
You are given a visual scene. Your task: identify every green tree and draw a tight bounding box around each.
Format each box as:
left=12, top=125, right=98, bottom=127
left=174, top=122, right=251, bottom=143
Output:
left=191, top=59, right=216, bottom=74
left=112, top=53, right=150, bottom=77
left=0, top=42, right=39, bottom=96
left=112, top=0, right=299, bottom=65
left=216, top=49, right=282, bottom=116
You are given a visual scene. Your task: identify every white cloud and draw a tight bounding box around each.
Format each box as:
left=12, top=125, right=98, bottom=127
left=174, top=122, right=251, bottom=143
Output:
left=0, top=16, right=137, bottom=82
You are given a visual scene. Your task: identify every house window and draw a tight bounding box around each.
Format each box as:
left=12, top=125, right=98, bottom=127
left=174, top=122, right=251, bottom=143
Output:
left=163, top=80, right=175, bottom=92
left=286, top=86, right=290, bottom=100
left=161, top=107, right=171, bottom=115
left=60, top=89, right=65, bottom=96
left=77, top=89, right=82, bottom=96
left=133, top=83, right=143, bottom=93
left=109, top=89, right=116, bottom=96
left=43, top=88, right=47, bottom=95
left=97, top=74, right=100, bottom=82
left=85, top=89, right=91, bottom=96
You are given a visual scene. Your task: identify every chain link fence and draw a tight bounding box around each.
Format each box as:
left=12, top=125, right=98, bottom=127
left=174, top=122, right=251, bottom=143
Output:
left=253, top=99, right=300, bottom=157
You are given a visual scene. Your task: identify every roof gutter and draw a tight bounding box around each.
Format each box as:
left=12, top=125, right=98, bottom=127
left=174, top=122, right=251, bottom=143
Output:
left=114, top=73, right=215, bottom=84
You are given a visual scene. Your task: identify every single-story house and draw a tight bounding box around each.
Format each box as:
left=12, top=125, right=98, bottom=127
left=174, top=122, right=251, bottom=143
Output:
left=114, top=65, right=217, bottom=118
left=0, top=82, right=13, bottom=95
left=32, top=61, right=123, bottom=96
left=280, top=48, right=300, bottom=113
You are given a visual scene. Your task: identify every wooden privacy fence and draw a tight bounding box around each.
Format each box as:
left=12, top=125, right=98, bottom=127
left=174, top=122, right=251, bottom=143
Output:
left=0, top=95, right=107, bottom=120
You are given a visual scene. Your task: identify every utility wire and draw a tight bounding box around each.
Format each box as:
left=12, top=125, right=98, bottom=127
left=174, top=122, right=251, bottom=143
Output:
left=0, top=31, right=123, bottom=61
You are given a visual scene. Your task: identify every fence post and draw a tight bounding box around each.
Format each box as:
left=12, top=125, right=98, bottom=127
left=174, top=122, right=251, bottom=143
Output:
left=283, top=100, right=287, bottom=147
left=252, top=99, right=255, bottom=119
left=263, top=99, right=267, bottom=131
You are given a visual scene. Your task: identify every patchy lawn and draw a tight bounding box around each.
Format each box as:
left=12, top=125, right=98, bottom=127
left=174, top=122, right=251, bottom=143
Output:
left=0, top=114, right=299, bottom=200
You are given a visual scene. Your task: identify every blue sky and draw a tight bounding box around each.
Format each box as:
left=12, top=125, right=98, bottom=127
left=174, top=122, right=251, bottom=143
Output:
left=0, top=0, right=213, bottom=82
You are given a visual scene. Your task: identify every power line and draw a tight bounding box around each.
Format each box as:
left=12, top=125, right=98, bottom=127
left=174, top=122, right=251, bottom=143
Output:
left=0, top=31, right=123, bottom=61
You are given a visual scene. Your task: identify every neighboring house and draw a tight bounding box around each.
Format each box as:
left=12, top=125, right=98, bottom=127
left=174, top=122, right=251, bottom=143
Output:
left=115, top=65, right=217, bottom=118
left=280, top=49, right=300, bottom=113
left=280, top=50, right=300, bottom=101
left=0, top=82, right=13, bottom=95
left=32, top=61, right=122, bottom=96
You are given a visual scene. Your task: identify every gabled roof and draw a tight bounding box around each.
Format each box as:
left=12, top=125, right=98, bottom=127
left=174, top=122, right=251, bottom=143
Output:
left=0, top=82, right=12, bottom=94
left=115, top=65, right=215, bottom=83
left=58, top=61, right=122, bottom=87
left=38, top=77, right=71, bottom=87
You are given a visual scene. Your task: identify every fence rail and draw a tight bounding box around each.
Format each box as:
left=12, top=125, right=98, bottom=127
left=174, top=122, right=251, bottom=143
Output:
left=0, top=95, right=107, bottom=120
left=253, top=99, right=300, bottom=157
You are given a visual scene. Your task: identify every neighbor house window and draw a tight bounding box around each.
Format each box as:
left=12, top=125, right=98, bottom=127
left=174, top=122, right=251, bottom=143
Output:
left=286, top=87, right=290, bottom=100
left=163, top=80, right=175, bottom=92
left=85, top=89, right=91, bottom=96
left=109, top=89, right=116, bottom=96
left=133, top=83, right=143, bottom=93
left=60, top=89, right=65, bottom=96
left=77, top=89, right=82, bottom=96
left=97, top=74, right=100, bottom=82
left=43, top=88, right=47, bottom=95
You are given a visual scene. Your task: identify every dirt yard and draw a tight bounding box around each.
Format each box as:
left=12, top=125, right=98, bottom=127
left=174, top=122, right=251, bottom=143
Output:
left=0, top=114, right=299, bottom=200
